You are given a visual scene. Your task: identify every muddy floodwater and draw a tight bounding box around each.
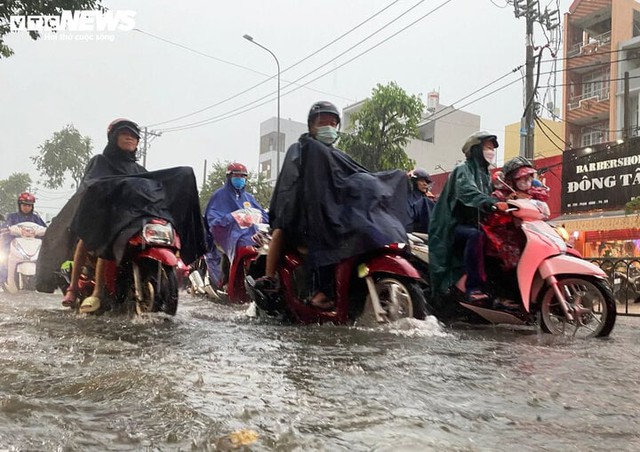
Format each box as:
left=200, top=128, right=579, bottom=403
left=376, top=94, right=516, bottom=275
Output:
left=0, top=291, right=639, bottom=451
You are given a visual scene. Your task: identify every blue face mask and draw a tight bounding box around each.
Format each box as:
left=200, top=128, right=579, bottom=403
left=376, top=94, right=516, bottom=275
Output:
left=231, top=177, right=246, bottom=190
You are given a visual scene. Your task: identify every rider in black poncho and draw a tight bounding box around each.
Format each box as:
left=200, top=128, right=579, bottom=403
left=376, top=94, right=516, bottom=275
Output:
left=257, top=101, right=409, bottom=310
left=37, top=119, right=205, bottom=313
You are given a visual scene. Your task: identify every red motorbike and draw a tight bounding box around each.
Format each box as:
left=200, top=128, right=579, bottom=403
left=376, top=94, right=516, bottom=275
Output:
left=188, top=224, right=268, bottom=304
left=246, top=232, right=429, bottom=325
left=71, top=218, right=182, bottom=315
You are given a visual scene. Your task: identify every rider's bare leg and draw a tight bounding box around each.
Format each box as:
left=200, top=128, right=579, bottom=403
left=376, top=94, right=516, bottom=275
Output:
left=79, top=257, right=106, bottom=313
left=62, top=239, right=88, bottom=305
left=90, top=258, right=106, bottom=299
left=265, top=228, right=283, bottom=278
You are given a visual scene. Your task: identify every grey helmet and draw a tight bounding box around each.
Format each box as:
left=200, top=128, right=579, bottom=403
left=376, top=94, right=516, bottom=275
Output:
left=461, top=131, right=499, bottom=157
left=307, top=101, right=341, bottom=127
left=409, top=167, right=432, bottom=183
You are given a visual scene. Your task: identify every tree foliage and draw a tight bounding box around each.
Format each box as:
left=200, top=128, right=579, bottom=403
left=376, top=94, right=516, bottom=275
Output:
left=625, top=197, right=640, bottom=215
left=341, top=81, right=424, bottom=171
left=199, top=160, right=273, bottom=212
left=31, top=124, right=93, bottom=189
left=0, top=0, right=104, bottom=58
left=0, top=172, right=32, bottom=217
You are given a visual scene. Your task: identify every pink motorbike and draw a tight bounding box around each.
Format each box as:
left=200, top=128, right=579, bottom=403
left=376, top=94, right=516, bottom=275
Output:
left=409, top=198, right=616, bottom=338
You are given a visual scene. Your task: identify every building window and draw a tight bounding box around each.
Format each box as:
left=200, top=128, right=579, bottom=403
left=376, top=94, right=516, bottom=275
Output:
left=581, top=124, right=607, bottom=147
left=259, top=131, right=286, bottom=155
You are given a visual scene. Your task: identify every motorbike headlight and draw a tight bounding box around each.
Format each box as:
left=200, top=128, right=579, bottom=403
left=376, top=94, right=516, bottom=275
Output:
left=143, top=223, right=174, bottom=245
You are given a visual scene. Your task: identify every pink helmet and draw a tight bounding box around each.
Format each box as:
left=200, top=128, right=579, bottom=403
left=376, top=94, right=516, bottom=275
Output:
left=511, top=166, right=537, bottom=181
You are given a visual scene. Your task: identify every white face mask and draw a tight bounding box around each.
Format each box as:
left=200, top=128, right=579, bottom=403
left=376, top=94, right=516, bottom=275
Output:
left=516, top=177, right=532, bottom=191
left=482, top=148, right=495, bottom=165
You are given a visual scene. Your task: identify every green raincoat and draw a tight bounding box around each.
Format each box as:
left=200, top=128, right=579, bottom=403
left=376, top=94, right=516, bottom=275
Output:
left=428, top=157, right=498, bottom=295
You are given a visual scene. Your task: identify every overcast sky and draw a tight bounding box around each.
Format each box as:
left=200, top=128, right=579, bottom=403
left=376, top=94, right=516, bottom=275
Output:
left=1, top=0, right=573, bottom=215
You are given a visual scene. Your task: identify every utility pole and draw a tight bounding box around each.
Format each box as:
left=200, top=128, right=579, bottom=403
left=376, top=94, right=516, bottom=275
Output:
left=513, top=0, right=559, bottom=159
left=203, top=159, right=208, bottom=191
left=523, top=0, right=535, bottom=160
left=140, top=126, right=162, bottom=168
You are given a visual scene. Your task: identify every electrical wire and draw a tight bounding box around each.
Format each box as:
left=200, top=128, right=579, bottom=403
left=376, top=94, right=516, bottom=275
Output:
left=488, top=0, right=510, bottom=8
left=158, top=0, right=456, bottom=133
left=157, top=0, right=433, bottom=132
left=420, top=72, right=524, bottom=125
left=144, top=0, right=412, bottom=128
left=534, top=116, right=565, bottom=151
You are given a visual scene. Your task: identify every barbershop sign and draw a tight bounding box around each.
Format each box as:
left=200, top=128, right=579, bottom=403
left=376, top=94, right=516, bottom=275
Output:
left=561, top=140, right=640, bottom=214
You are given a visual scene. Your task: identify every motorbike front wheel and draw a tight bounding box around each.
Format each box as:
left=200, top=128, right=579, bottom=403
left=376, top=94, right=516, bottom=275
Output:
left=361, top=276, right=429, bottom=324
left=136, top=260, right=179, bottom=316
left=539, top=276, right=616, bottom=338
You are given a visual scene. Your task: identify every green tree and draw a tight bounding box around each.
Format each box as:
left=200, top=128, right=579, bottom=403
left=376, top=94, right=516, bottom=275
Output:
left=31, top=124, right=93, bottom=189
left=625, top=197, right=640, bottom=215
left=199, top=160, right=273, bottom=212
left=0, top=0, right=104, bottom=58
left=341, top=81, right=424, bottom=171
left=0, top=172, right=32, bottom=216
left=250, top=171, right=274, bottom=208
left=199, top=161, right=228, bottom=211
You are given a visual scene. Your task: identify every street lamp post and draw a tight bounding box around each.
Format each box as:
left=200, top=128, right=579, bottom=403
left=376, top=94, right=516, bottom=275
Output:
left=243, top=34, right=281, bottom=180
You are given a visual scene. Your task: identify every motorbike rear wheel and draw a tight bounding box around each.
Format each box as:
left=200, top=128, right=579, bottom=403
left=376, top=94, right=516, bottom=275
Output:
left=361, top=276, right=429, bottom=323
left=539, top=276, right=616, bottom=338
left=136, top=260, right=179, bottom=316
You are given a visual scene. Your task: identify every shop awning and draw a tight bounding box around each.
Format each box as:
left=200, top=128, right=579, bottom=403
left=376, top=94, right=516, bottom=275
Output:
left=550, top=211, right=640, bottom=233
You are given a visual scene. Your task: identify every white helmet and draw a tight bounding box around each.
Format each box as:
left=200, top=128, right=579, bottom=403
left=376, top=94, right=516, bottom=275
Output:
left=461, top=131, right=498, bottom=157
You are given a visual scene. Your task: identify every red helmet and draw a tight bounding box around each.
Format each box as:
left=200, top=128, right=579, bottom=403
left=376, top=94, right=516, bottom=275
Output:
left=18, top=192, right=36, bottom=205
left=107, top=118, right=141, bottom=140
left=226, top=162, right=248, bottom=177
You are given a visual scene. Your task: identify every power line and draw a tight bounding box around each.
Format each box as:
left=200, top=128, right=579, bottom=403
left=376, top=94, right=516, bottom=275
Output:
left=157, top=0, right=434, bottom=132
left=158, top=0, right=457, bottom=133
left=538, top=73, right=640, bottom=88
left=539, top=46, right=634, bottom=64
left=134, top=29, right=354, bottom=128
left=535, top=113, right=568, bottom=146
left=534, top=116, right=565, bottom=151
left=488, top=0, right=511, bottom=8
left=422, top=73, right=525, bottom=125
left=144, top=0, right=403, bottom=127
left=538, top=102, right=633, bottom=136
left=535, top=55, right=639, bottom=77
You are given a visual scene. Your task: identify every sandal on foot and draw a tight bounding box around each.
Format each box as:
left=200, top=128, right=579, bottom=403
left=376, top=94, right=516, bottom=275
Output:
left=79, top=296, right=101, bottom=313
left=62, top=289, right=77, bottom=307
left=465, top=290, right=491, bottom=307
left=309, top=293, right=335, bottom=311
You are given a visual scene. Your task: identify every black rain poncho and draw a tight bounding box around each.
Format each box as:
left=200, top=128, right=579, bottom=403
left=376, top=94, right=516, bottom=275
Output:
left=269, top=134, right=408, bottom=268
left=69, top=166, right=206, bottom=265
left=36, top=141, right=147, bottom=293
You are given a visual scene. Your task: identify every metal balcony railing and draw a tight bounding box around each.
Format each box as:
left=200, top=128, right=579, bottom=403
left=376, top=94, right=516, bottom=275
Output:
left=587, top=257, right=640, bottom=316
left=566, top=31, right=612, bottom=57
left=568, top=87, right=610, bottom=110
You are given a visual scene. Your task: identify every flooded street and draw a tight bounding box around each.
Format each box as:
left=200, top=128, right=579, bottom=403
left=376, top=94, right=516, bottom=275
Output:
left=1, top=290, right=639, bottom=451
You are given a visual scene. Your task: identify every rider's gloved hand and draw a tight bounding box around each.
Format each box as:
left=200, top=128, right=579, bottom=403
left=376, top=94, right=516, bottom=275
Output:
left=494, top=202, right=509, bottom=212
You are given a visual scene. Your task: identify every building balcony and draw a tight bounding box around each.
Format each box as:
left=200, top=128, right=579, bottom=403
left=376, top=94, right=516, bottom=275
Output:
left=568, top=88, right=610, bottom=110
left=566, top=89, right=610, bottom=124
left=566, top=32, right=612, bottom=72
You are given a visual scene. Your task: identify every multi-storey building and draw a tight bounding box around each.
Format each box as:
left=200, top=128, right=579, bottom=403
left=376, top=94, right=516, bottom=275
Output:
left=258, top=117, right=307, bottom=184
left=555, top=0, right=640, bottom=259
left=342, top=91, right=481, bottom=176
left=562, top=0, right=640, bottom=148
